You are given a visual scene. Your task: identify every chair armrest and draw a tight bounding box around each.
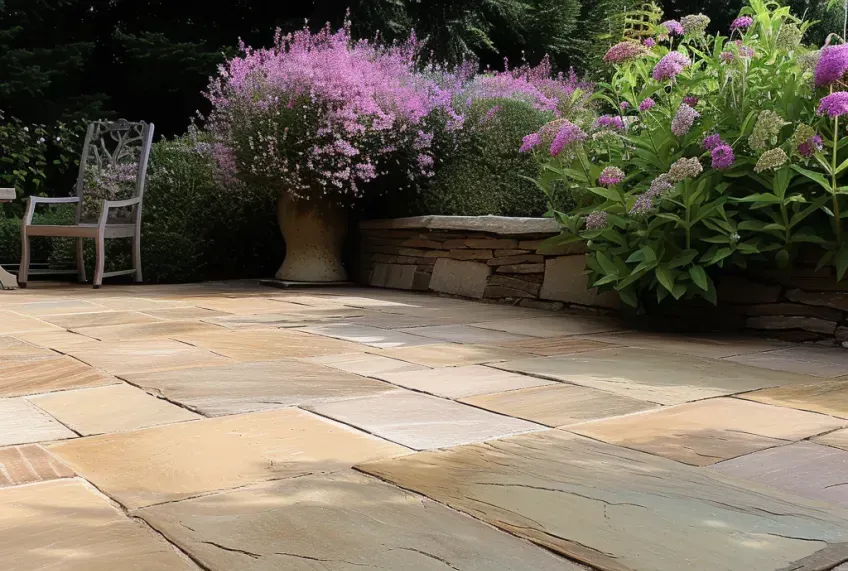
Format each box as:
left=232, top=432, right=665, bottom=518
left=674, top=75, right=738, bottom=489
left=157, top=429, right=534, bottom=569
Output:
left=97, top=196, right=142, bottom=226
left=23, top=196, right=81, bottom=224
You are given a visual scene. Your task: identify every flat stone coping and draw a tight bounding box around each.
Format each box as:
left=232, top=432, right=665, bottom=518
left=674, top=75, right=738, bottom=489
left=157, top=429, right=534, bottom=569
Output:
left=360, top=216, right=560, bottom=236
left=0, top=188, right=15, bottom=201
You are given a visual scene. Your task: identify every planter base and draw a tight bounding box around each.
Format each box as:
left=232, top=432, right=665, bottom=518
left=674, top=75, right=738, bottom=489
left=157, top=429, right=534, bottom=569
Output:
left=276, top=194, right=349, bottom=282
left=260, top=279, right=354, bottom=290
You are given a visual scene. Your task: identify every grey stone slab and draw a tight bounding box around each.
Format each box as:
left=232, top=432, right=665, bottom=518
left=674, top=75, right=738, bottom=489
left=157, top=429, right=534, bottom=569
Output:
left=540, top=256, right=619, bottom=308
left=471, top=315, right=624, bottom=338
left=429, top=258, right=491, bottom=299
left=304, top=353, right=430, bottom=377
left=137, top=471, right=579, bottom=571
left=360, top=215, right=560, bottom=235
left=712, top=442, right=848, bottom=507
left=124, top=360, right=397, bottom=416
left=726, top=346, right=848, bottom=378
left=306, top=391, right=544, bottom=450
left=298, top=323, right=439, bottom=349
left=397, top=324, right=532, bottom=345
left=494, top=347, right=821, bottom=405
left=377, top=365, right=554, bottom=398
left=359, top=430, right=848, bottom=571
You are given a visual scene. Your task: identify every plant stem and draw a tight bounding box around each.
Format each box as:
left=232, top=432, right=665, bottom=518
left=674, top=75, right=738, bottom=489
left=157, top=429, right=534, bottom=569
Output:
left=834, top=114, right=842, bottom=249
left=684, top=180, right=691, bottom=249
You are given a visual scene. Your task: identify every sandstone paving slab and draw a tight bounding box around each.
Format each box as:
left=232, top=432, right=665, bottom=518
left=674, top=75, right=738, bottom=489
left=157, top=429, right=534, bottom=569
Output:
left=47, top=408, right=408, bottom=509
left=471, top=315, right=624, bottom=338
left=0, top=356, right=116, bottom=397
left=298, top=323, right=441, bottom=349
left=72, top=320, right=224, bottom=341
left=488, top=336, right=618, bottom=357
left=202, top=308, right=363, bottom=329
left=0, top=479, right=196, bottom=571
left=740, top=378, right=848, bottom=418
left=584, top=331, right=787, bottom=359
left=172, top=328, right=366, bottom=361
left=358, top=429, right=848, bottom=571
left=305, top=352, right=429, bottom=377
left=190, top=296, right=303, bottom=314
left=43, top=310, right=162, bottom=329
left=91, top=296, right=190, bottom=311
left=0, top=444, right=73, bottom=488
left=460, top=383, right=659, bottom=427
left=0, top=398, right=77, bottom=446
left=397, top=324, right=532, bottom=345
left=137, top=470, right=580, bottom=571
left=7, top=299, right=108, bottom=316
left=726, top=346, right=848, bottom=378
left=815, top=428, right=848, bottom=452
left=711, top=442, right=848, bottom=507
left=377, top=365, right=555, bottom=398
left=348, top=310, right=464, bottom=329
left=569, top=398, right=845, bottom=466
left=13, top=329, right=102, bottom=352
left=0, top=335, right=55, bottom=361
left=28, top=383, right=202, bottom=435
left=306, top=391, right=544, bottom=450
left=141, top=306, right=230, bottom=320
left=66, top=339, right=232, bottom=375
left=0, top=310, right=60, bottom=334
left=124, top=360, right=397, bottom=416
left=494, top=347, right=821, bottom=405
left=377, top=343, right=530, bottom=367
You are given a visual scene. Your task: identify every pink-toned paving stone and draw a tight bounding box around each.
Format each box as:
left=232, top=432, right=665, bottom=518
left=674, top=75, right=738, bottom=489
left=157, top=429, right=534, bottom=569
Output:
left=0, top=444, right=74, bottom=488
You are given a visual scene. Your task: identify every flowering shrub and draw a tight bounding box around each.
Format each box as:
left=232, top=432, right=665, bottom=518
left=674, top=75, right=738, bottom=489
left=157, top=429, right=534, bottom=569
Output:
left=525, top=0, right=843, bottom=308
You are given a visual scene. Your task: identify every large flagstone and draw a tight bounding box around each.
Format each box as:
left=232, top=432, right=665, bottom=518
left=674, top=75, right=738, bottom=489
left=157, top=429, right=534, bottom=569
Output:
left=377, top=343, right=530, bottom=367
left=7, top=299, right=107, bottom=316
left=376, top=365, right=554, bottom=398
left=12, top=330, right=101, bottom=352
left=0, top=336, right=55, bottom=361
left=202, top=308, right=362, bottom=329
left=28, top=383, right=202, bottom=435
left=47, top=409, right=407, bottom=509
left=740, top=378, right=848, bottom=418
left=0, top=445, right=73, bottom=488
left=172, top=328, right=366, bottom=360
left=471, top=315, right=624, bottom=338
left=725, top=346, right=848, bottom=378
left=137, top=471, right=579, bottom=571
left=489, top=336, right=617, bottom=357
left=0, top=399, right=76, bottom=446
left=305, top=352, right=429, bottom=377
left=584, top=331, right=787, bottom=359
left=494, top=347, right=820, bottom=405
left=306, top=391, right=544, bottom=450
left=43, top=310, right=162, bottom=329
left=712, top=442, right=848, bottom=507
left=0, top=479, right=196, bottom=570
left=460, top=383, right=658, bottom=427
left=72, top=320, right=224, bottom=341
left=66, top=339, right=232, bottom=375
left=189, top=296, right=303, bottom=314
left=141, top=306, right=229, bottom=320
left=816, top=428, right=848, bottom=452
left=396, top=324, right=532, bottom=345
left=298, top=323, right=440, bottom=349
left=0, top=310, right=60, bottom=335
left=570, top=398, right=845, bottom=466
left=358, top=430, right=848, bottom=571
left=348, top=311, right=463, bottom=329
left=124, top=360, right=397, bottom=416
left=0, top=356, right=115, bottom=397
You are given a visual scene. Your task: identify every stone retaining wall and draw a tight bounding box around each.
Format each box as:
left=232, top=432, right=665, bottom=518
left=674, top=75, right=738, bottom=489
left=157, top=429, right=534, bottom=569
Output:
left=358, top=216, right=618, bottom=311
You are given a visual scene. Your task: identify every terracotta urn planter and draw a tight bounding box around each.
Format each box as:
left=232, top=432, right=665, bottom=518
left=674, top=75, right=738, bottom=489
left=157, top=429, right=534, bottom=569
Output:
left=275, top=193, right=348, bottom=282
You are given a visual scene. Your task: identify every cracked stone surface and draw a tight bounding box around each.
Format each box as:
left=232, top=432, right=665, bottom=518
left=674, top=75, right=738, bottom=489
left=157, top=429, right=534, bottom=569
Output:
left=460, top=383, right=658, bottom=427
left=0, top=356, right=116, bottom=397
left=124, top=359, right=397, bottom=416
left=28, top=383, right=202, bottom=435
left=0, top=444, right=74, bottom=488
left=66, top=339, right=232, bottom=375
left=816, top=429, right=848, bottom=452
left=358, top=430, right=848, bottom=571
left=377, top=343, right=530, bottom=367
left=725, top=346, right=848, bottom=378
left=712, top=442, right=848, bottom=507
left=137, top=471, right=581, bottom=571
left=306, top=391, right=544, bottom=450
left=570, top=398, right=845, bottom=466
left=495, top=347, right=819, bottom=405
left=0, top=398, right=77, bottom=446
left=376, top=365, right=555, bottom=398
left=741, top=379, right=848, bottom=418
left=0, top=479, right=196, bottom=570
left=47, top=408, right=408, bottom=509
left=471, top=316, right=624, bottom=338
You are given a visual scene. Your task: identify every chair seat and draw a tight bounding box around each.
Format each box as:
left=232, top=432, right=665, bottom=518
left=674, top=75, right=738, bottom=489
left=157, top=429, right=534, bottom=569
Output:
left=24, top=223, right=135, bottom=239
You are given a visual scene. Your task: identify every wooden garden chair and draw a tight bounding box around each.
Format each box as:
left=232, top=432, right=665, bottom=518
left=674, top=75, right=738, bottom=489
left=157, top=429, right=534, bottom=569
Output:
left=19, top=119, right=154, bottom=288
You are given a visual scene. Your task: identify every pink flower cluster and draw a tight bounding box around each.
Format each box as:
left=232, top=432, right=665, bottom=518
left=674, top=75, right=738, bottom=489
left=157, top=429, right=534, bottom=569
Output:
left=652, top=52, right=691, bottom=82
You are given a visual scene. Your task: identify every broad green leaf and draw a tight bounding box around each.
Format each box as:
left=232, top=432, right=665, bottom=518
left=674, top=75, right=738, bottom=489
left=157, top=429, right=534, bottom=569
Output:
left=618, top=287, right=639, bottom=307
left=595, top=251, right=619, bottom=276
left=668, top=249, right=698, bottom=268
left=791, top=165, right=832, bottom=192
left=689, top=265, right=708, bottom=290
left=655, top=266, right=675, bottom=293
left=671, top=283, right=687, bottom=300
left=837, top=245, right=848, bottom=281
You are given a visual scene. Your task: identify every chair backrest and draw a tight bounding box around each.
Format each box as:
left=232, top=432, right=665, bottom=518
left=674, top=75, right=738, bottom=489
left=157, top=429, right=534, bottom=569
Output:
left=75, top=119, right=155, bottom=224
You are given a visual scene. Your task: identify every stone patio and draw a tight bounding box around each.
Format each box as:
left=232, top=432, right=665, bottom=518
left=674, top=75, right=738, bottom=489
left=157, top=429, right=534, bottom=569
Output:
left=1, top=280, right=848, bottom=570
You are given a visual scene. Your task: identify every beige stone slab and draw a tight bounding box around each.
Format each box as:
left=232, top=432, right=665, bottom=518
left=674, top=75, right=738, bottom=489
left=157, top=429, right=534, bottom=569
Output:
left=73, top=320, right=225, bottom=341
left=13, top=329, right=102, bottom=352
left=471, top=315, right=624, bottom=338
left=489, top=336, right=618, bottom=356
left=202, top=308, right=363, bottom=329
left=397, top=324, right=532, bottom=345
left=741, top=379, right=848, bottom=418
left=815, top=428, right=848, bottom=452
left=0, top=356, right=116, bottom=397
left=0, top=479, right=196, bottom=570
left=0, top=335, right=55, bottom=361
left=306, top=391, right=544, bottom=450
left=726, top=346, right=848, bottom=378
left=172, top=329, right=365, bottom=361
left=0, top=310, right=60, bottom=334
left=305, top=352, right=429, bottom=376
left=48, top=409, right=407, bottom=509
left=359, top=430, right=848, bottom=571
left=377, top=365, right=555, bottom=398
left=570, top=398, right=845, bottom=466
left=28, top=383, right=202, bottom=435
left=190, top=296, right=300, bottom=314
left=8, top=299, right=108, bottom=316
left=585, top=331, right=788, bottom=359
left=67, top=340, right=232, bottom=375
left=124, top=360, right=397, bottom=416
left=0, top=398, right=77, bottom=446
left=461, top=383, right=659, bottom=427
left=43, top=310, right=162, bottom=329
left=377, top=343, right=530, bottom=367
left=298, top=322, right=441, bottom=349
left=0, top=444, right=74, bottom=488
left=348, top=310, right=463, bottom=329
left=138, top=471, right=578, bottom=571
left=141, top=306, right=230, bottom=320
left=91, top=297, right=190, bottom=311
left=495, top=347, right=821, bottom=405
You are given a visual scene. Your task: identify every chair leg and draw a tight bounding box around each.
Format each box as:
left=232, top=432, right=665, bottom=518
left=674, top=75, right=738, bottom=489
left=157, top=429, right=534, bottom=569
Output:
left=18, top=231, right=30, bottom=288
left=93, top=235, right=105, bottom=289
left=76, top=238, right=87, bottom=283
left=132, top=231, right=142, bottom=283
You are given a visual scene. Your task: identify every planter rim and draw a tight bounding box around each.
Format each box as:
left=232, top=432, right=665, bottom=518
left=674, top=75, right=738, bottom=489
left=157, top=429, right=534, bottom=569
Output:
left=359, top=215, right=560, bottom=236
